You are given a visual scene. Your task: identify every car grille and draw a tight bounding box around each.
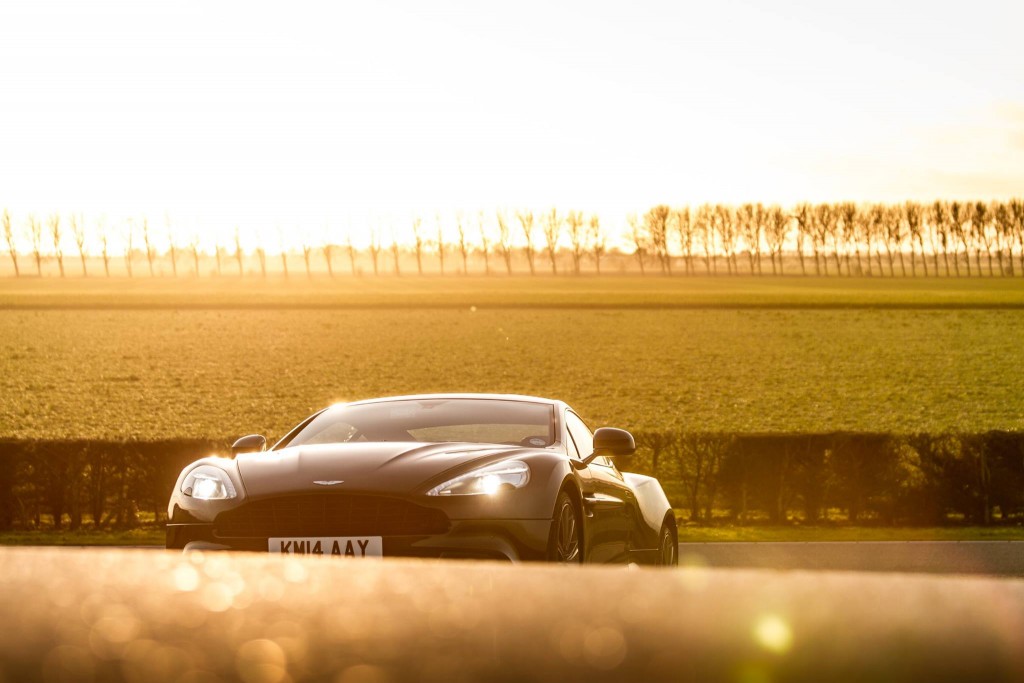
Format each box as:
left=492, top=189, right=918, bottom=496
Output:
left=214, top=494, right=450, bottom=538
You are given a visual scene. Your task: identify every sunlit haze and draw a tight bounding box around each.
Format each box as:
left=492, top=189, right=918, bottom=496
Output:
left=1, top=0, right=1021, bottom=248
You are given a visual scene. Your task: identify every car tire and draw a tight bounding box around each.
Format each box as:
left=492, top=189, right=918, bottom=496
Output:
left=548, top=491, right=582, bottom=563
left=657, top=523, right=677, bottom=566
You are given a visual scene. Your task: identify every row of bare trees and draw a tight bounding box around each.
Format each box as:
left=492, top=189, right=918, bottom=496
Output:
left=631, top=200, right=1024, bottom=277
left=4, top=200, right=1024, bottom=277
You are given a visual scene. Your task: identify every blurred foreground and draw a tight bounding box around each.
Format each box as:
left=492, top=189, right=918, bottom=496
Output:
left=0, top=548, right=1022, bottom=682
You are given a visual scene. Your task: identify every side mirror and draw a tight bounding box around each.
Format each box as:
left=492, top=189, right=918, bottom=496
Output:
left=232, top=434, right=267, bottom=456
left=579, top=428, right=635, bottom=466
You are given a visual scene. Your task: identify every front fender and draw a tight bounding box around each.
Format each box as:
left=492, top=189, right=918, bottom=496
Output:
left=622, top=471, right=673, bottom=546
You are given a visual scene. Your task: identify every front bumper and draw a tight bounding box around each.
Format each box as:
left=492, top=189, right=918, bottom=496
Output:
left=166, top=518, right=552, bottom=562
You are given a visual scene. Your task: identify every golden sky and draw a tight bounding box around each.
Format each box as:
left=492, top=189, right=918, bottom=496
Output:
left=1, top=0, right=1021, bottom=247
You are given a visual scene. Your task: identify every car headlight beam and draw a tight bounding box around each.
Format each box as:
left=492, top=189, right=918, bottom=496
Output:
left=181, top=465, right=237, bottom=500
left=427, top=460, right=530, bottom=496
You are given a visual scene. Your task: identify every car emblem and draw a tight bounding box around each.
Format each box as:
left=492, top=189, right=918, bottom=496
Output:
left=313, top=480, right=344, bottom=486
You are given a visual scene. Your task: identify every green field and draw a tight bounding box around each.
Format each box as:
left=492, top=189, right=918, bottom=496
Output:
left=3, top=275, right=1024, bottom=309
left=3, top=277, right=1024, bottom=439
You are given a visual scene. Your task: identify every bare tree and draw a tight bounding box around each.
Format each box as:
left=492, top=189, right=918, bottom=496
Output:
left=390, top=229, right=402, bottom=276
left=49, top=214, right=65, bottom=277
left=880, top=205, right=905, bottom=276
left=456, top=212, right=469, bottom=274
left=810, top=204, right=831, bottom=276
left=588, top=215, right=606, bottom=275
left=302, top=240, right=313, bottom=279
left=1011, top=198, right=1024, bottom=276
left=542, top=208, right=561, bottom=275
left=714, top=205, right=739, bottom=275
left=644, top=205, right=672, bottom=274
left=823, top=204, right=844, bottom=275
left=516, top=210, right=537, bottom=275
left=70, top=213, right=87, bottom=276
left=99, top=221, right=112, bottom=277
left=566, top=210, right=586, bottom=275
left=324, top=235, right=336, bottom=278
left=345, top=231, right=358, bottom=275
left=412, top=217, right=425, bottom=275
left=674, top=207, right=694, bottom=275
left=793, top=204, right=812, bottom=276
left=927, top=202, right=949, bottom=276
left=627, top=212, right=647, bottom=275
left=255, top=243, right=267, bottom=278
left=233, top=228, right=244, bottom=276
left=763, top=205, right=789, bottom=276
left=863, top=205, right=886, bottom=276
left=839, top=203, right=861, bottom=276
left=972, top=201, right=993, bottom=276
left=435, top=213, right=446, bottom=275
left=695, top=204, right=716, bottom=274
left=142, top=218, right=156, bottom=276
left=949, top=201, right=971, bottom=276
left=904, top=202, right=926, bottom=277
left=3, top=209, right=18, bottom=276
left=496, top=211, right=513, bottom=275
left=477, top=211, right=491, bottom=275
left=993, top=201, right=1013, bottom=276
left=737, top=203, right=765, bottom=275
left=122, top=219, right=135, bottom=278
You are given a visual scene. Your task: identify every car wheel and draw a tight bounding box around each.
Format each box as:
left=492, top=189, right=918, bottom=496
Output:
left=657, top=523, right=677, bottom=566
left=548, top=491, right=582, bottom=563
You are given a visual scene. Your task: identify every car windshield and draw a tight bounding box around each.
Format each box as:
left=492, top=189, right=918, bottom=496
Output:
left=279, top=398, right=556, bottom=449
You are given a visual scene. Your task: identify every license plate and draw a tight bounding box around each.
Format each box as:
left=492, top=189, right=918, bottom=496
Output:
left=269, top=537, right=383, bottom=557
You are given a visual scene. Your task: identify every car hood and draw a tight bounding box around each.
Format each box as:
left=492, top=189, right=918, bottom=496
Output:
left=235, top=442, right=525, bottom=497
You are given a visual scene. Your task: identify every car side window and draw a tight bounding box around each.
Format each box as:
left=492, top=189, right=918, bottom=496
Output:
left=564, top=430, right=581, bottom=460
left=565, top=411, right=594, bottom=462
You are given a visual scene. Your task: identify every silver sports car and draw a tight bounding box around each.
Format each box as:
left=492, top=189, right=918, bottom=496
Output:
left=167, top=393, right=677, bottom=564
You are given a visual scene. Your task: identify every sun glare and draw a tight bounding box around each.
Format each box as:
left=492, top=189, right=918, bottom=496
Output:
left=0, top=0, right=1021, bottom=253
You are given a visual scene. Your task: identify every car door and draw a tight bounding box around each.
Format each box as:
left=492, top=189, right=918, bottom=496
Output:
left=564, top=410, right=634, bottom=563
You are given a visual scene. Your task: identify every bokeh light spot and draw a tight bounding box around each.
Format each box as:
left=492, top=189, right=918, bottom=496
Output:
left=754, top=615, right=793, bottom=655
left=174, top=565, right=201, bottom=592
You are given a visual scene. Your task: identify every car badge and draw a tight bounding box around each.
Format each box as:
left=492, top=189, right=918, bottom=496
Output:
left=313, top=480, right=344, bottom=486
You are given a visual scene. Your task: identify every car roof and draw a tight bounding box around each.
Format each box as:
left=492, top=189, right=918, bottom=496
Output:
left=339, top=393, right=565, bottom=409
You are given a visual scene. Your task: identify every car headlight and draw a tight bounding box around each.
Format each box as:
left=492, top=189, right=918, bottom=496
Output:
left=427, top=460, right=530, bottom=496
left=181, top=465, right=237, bottom=500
